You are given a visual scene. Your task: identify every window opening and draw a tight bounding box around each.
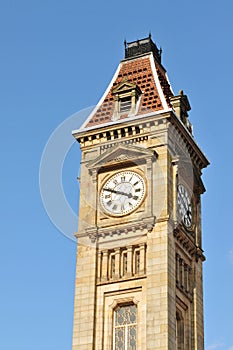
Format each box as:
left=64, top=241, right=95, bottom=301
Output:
left=134, top=250, right=140, bottom=275
left=176, top=311, right=184, bottom=350
left=122, top=251, right=128, bottom=277
left=120, top=97, right=132, bottom=113
left=110, top=253, right=116, bottom=279
left=113, top=304, right=137, bottom=350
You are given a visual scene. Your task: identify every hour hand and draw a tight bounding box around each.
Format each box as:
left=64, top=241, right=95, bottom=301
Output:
left=103, top=188, right=118, bottom=194
left=103, top=188, right=133, bottom=198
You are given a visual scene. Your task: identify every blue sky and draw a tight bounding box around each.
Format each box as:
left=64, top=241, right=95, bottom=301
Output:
left=1, top=0, right=233, bottom=349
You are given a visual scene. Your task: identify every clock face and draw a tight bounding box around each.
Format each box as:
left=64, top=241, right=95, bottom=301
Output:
left=100, top=171, right=146, bottom=216
left=177, top=184, right=192, bottom=227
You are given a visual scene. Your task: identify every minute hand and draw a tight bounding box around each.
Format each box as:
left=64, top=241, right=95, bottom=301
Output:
left=103, top=188, right=133, bottom=198
left=178, top=191, right=189, bottom=212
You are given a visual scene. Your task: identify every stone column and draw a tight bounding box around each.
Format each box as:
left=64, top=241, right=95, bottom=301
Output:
left=139, top=243, right=146, bottom=275
left=97, top=250, right=102, bottom=282
left=101, top=250, right=108, bottom=281
left=127, top=246, right=133, bottom=277
left=114, top=248, right=120, bottom=279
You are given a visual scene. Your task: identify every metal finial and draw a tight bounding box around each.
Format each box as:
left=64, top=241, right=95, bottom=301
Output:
left=124, top=39, right=127, bottom=49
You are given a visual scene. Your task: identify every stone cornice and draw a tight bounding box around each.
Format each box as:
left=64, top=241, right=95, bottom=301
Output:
left=169, top=113, right=209, bottom=170
left=75, top=216, right=156, bottom=242
left=73, top=110, right=209, bottom=171
left=174, top=227, right=205, bottom=262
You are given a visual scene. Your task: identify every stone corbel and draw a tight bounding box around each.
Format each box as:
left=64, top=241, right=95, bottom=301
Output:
left=195, top=247, right=206, bottom=262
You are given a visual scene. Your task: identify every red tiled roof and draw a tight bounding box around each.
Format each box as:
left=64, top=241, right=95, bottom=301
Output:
left=85, top=54, right=173, bottom=128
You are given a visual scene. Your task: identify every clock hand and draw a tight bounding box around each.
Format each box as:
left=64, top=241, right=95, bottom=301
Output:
left=178, top=191, right=192, bottom=225
left=103, top=188, right=122, bottom=195
left=186, top=209, right=192, bottom=220
left=103, top=188, right=133, bottom=198
left=178, top=191, right=189, bottom=212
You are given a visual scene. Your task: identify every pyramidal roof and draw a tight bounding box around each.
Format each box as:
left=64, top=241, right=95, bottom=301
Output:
left=81, top=36, right=174, bottom=130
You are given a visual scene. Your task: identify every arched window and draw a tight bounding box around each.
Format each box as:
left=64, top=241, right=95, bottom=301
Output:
left=113, top=304, right=137, bottom=350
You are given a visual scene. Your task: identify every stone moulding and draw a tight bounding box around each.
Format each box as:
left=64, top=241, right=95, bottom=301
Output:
left=174, top=227, right=205, bottom=262
left=75, top=216, right=156, bottom=242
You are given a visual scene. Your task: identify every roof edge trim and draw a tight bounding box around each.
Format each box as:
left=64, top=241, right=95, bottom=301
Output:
left=72, top=108, right=173, bottom=135
left=165, top=71, right=174, bottom=95
left=80, top=62, right=122, bottom=129
left=149, top=54, right=169, bottom=111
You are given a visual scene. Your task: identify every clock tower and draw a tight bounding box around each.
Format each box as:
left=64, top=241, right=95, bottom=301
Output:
left=72, top=35, right=209, bottom=350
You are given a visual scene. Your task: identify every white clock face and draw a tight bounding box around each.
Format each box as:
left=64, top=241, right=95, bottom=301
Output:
left=177, top=184, right=192, bottom=227
left=100, top=171, right=146, bottom=216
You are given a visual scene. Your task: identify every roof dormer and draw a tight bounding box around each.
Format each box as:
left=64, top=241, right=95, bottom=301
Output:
left=112, top=79, right=142, bottom=120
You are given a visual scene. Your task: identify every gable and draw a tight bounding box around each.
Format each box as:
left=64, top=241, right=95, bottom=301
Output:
left=86, top=144, right=157, bottom=171
left=112, top=80, right=139, bottom=94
